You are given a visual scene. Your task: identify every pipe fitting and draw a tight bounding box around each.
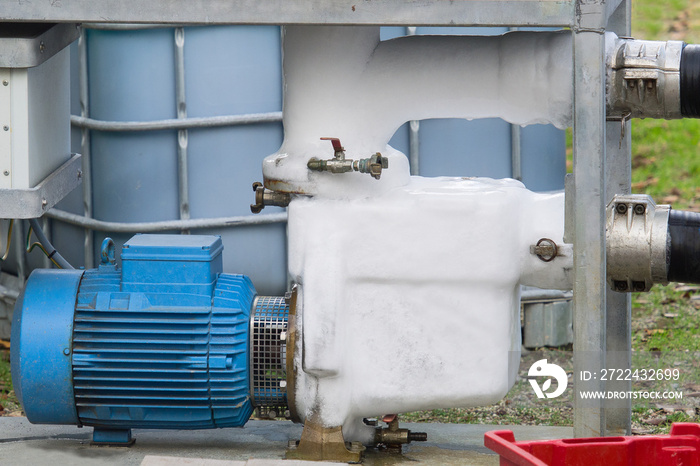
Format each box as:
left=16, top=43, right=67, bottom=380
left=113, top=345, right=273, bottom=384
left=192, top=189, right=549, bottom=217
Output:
left=607, top=39, right=684, bottom=120
left=307, top=138, right=389, bottom=180
left=250, top=181, right=291, bottom=214
left=606, top=194, right=670, bottom=292
left=607, top=37, right=700, bottom=120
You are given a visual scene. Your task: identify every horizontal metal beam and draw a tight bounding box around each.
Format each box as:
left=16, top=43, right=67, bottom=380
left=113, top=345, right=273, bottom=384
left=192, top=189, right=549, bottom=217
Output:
left=0, top=23, right=79, bottom=68
left=0, top=154, right=82, bottom=219
left=45, top=209, right=287, bottom=233
left=70, top=112, right=282, bottom=132
left=0, top=0, right=574, bottom=27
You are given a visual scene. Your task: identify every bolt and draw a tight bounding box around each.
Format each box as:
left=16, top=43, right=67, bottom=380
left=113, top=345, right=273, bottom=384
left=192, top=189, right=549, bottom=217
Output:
left=63, top=348, right=70, bottom=356
left=616, top=203, right=628, bottom=214
left=42, top=198, right=47, bottom=207
left=280, top=380, right=287, bottom=388
left=634, top=204, right=646, bottom=215
left=409, top=432, right=428, bottom=442
left=3, top=171, right=8, bottom=176
left=268, top=410, right=277, bottom=419
left=633, top=281, right=646, bottom=292
left=39, top=41, right=45, bottom=53
left=2, top=80, right=7, bottom=86
left=615, top=281, right=628, bottom=292
left=77, top=170, right=82, bottom=180
left=3, top=126, right=8, bottom=132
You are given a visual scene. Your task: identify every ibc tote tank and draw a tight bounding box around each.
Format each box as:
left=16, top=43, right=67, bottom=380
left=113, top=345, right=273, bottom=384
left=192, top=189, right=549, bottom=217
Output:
left=47, top=25, right=564, bottom=296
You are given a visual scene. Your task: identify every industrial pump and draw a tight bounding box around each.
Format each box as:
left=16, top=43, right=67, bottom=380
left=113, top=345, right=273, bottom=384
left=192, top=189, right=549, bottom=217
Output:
left=11, top=235, right=291, bottom=445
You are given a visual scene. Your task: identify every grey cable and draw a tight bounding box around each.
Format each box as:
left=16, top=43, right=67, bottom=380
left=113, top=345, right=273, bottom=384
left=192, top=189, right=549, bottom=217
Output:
left=28, top=218, right=75, bottom=270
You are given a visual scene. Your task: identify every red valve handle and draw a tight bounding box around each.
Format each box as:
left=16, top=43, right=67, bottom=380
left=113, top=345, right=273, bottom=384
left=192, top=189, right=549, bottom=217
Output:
left=320, top=137, right=343, bottom=151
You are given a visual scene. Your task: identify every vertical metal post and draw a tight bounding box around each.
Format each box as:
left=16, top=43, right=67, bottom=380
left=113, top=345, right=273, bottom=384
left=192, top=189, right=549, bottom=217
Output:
left=572, top=10, right=608, bottom=437
left=510, top=124, right=522, bottom=181
left=174, top=27, right=190, bottom=233
left=14, top=220, right=26, bottom=284
left=406, top=26, right=420, bottom=176
left=509, top=27, right=522, bottom=181
left=79, top=27, right=94, bottom=269
left=41, top=216, right=51, bottom=269
left=409, top=120, right=420, bottom=175
left=604, top=0, right=633, bottom=436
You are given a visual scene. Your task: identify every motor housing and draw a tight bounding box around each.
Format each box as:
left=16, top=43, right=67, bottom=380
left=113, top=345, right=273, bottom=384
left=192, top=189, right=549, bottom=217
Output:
left=11, top=234, right=287, bottom=444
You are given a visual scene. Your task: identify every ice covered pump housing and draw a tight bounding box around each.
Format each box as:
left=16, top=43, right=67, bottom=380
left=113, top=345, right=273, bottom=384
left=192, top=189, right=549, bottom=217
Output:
left=11, top=235, right=289, bottom=444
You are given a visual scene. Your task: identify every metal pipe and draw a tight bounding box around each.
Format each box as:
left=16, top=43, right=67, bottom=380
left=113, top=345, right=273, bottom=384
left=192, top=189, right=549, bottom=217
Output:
left=79, top=28, right=94, bottom=269
left=45, top=209, right=287, bottom=233
left=70, top=112, right=283, bottom=132
left=174, top=27, right=190, bottom=232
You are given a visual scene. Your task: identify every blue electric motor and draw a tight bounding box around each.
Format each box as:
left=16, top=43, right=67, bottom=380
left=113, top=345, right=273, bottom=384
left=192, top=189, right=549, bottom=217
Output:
left=11, top=234, right=290, bottom=444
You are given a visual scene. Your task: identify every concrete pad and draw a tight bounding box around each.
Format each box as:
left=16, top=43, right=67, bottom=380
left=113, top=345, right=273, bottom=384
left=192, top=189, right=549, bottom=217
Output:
left=0, top=417, right=572, bottom=466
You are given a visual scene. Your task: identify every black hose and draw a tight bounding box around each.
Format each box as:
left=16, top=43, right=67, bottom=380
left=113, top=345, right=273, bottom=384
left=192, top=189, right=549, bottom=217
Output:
left=681, top=44, right=700, bottom=118
left=28, top=218, right=74, bottom=270
left=667, top=210, right=700, bottom=283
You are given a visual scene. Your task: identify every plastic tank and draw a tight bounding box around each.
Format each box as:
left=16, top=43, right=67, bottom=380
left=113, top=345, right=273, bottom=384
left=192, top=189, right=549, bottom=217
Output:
left=43, top=26, right=564, bottom=296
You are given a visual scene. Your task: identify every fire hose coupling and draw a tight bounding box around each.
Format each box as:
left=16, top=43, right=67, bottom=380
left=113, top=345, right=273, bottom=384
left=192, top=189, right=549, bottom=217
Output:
left=307, top=137, right=388, bottom=180
left=605, top=194, right=700, bottom=292
left=606, top=194, right=670, bottom=292
left=607, top=38, right=700, bottom=119
left=250, top=181, right=291, bottom=214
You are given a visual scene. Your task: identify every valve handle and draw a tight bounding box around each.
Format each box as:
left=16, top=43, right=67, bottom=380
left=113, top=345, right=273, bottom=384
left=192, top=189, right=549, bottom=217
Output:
left=320, top=137, right=343, bottom=152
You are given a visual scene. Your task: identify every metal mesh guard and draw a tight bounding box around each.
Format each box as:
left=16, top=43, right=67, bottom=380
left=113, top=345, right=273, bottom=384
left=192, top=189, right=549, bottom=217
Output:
left=250, top=296, right=289, bottom=417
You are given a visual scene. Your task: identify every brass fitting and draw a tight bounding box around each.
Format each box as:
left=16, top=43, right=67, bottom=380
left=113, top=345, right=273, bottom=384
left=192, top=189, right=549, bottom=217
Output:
left=307, top=137, right=389, bottom=180
left=374, top=414, right=427, bottom=449
left=250, top=181, right=291, bottom=214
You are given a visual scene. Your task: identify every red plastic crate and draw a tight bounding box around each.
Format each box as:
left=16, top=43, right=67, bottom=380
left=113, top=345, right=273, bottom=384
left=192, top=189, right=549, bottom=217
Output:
left=485, top=423, right=700, bottom=466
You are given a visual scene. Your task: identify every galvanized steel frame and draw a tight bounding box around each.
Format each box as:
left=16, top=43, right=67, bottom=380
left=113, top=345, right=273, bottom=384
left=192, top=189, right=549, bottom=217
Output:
left=2, top=1, right=574, bottom=26
left=604, top=0, right=633, bottom=437
left=3, top=0, right=633, bottom=437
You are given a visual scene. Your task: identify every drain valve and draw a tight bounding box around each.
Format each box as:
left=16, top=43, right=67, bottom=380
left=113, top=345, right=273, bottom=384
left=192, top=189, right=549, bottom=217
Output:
left=373, top=414, right=427, bottom=451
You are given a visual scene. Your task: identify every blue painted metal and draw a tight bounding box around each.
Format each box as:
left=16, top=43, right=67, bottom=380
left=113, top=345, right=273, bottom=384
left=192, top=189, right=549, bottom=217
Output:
left=92, top=427, right=134, bottom=445
left=120, top=234, right=223, bottom=294
left=12, top=234, right=255, bottom=433
left=11, top=268, right=84, bottom=424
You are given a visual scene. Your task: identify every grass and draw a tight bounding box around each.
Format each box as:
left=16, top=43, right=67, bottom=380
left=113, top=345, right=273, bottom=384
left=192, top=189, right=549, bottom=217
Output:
left=0, top=348, right=19, bottom=416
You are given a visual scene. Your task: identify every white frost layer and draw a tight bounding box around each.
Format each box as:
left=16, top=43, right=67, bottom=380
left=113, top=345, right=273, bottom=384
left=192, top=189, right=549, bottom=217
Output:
left=288, top=177, right=571, bottom=440
left=264, top=27, right=574, bottom=197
